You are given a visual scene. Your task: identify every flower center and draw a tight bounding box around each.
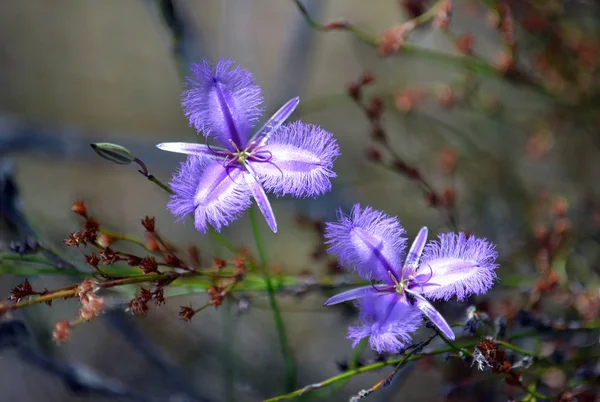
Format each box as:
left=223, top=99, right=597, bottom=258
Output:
left=214, top=139, right=272, bottom=170
left=233, top=149, right=252, bottom=164
left=387, top=270, right=410, bottom=295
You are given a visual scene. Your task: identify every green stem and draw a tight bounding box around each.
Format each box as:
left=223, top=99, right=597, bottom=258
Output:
left=147, top=174, right=174, bottom=194
left=248, top=206, right=296, bottom=391
left=263, top=322, right=600, bottom=402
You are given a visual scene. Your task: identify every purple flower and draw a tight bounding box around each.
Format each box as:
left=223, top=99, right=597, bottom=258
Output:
left=324, top=205, right=499, bottom=353
left=158, top=59, right=340, bottom=233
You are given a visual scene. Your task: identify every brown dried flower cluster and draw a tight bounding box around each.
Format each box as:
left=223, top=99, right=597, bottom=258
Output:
left=76, top=279, right=105, bottom=321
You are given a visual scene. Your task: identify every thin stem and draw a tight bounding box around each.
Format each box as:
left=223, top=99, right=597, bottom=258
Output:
left=98, top=227, right=151, bottom=252
left=248, top=206, right=296, bottom=392
left=263, top=321, right=600, bottom=402
left=146, top=174, right=174, bottom=194
left=208, top=228, right=238, bottom=255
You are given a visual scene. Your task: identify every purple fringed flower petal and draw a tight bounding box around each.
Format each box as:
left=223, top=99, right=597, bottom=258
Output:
left=243, top=169, right=277, bottom=233
left=182, top=59, right=264, bottom=149
left=250, top=122, right=340, bottom=197
left=407, top=289, right=455, bottom=340
left=157, top=142, right=226, bottom=158
left=324, top=285, right=392, bottom=306
left=251, top=97, right=300, bottom=145
left=348, top=292, right=422, bottom=354
left=325, top=204, right=407, bottom=283
left=418, top=233, right=499, bottom=301
left=168, top=156, right=252, bottom=233
left=404, top=226, right=428, bottom=274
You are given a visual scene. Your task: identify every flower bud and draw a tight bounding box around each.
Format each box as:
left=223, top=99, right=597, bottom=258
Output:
left=90, top=143, right=135, bottom=165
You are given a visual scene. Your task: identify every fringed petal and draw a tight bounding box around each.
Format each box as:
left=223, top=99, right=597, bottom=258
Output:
left=419, top=233, right=499, bottom=301
left=250, top=122, right=340, bottom=197
left=348, top=292, right=422, bottom=354
left=325, top=204, right=407, bottom=283
left=182, top=59, right=264, bottom=149
left=243, top=169, right=277, bottom=233
left=168, top=156, right=252, bottom=233
left=406, top=289, right=455, bottom=340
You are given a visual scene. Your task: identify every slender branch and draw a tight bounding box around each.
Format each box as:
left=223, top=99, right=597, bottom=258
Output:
left=248, top=206, right=296, bottom=392
left=263, top=321, right=600, bottom=401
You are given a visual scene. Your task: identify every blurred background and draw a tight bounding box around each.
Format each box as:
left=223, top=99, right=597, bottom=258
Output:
left=1, top=1, right=599, bottom=401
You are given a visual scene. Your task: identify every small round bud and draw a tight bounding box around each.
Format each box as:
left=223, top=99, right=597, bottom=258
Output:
left=53, top=320, right=72, bottom=343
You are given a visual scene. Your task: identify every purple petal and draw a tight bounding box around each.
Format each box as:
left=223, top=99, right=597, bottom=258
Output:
left=404, top=226, right=428, bottom=275
left=348, top=292, right=422, bottom=353
left=250, top=122, right=340, bottom=197
left=156, top=142, right=225, bottom=158
left=324, top=285, right=391, bottom=306
left=325, top=204, right=407, bottom=283
left=243, top=170, right=277, bottom=233
left=419, top=233, right=499, bottom=301
left=251, top=97, right=300, bottom=145
left=168, top=156, right=252, bottom=233
left=406, top=289, right=455, bottom=340
left=182, top=59, right=264, bottom=149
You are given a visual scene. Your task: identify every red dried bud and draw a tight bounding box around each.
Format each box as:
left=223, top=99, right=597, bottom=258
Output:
left=140, top=256, right=159, bottom=274
left=553, top=218, right=570, bottom=235
left=76, top=279, right=94, bottom=302
left=551, top=197, right=568, bottom=217
left=325, top=19, right=348, bottom=30
left=71, top=201, right=87, bottom=217
left=438, top=147, right=458, bottom=172
left=53, top=320, right=72, bottom=343
left=371, top=124, right=386, bottom=141
left=475, top=338, right=507, bottom=372
left=188, top=246, right=201, bottom=266
left=395, top=88, right=424, bottom=112
left=379, top=22, right=415, bottom=56
left=212, top=257, right=227, bottom=270
left=401, top=0, right=425, bottom=19
left=366, top=97, right=384, bottom=120
left=100, top=248, right=120, bottom=265
left=85, top=219, right=100, bottom=233
left=127, top=288, right=152, bottom=316
left=127, top=255, right=142, bottom=266
left=360, top=71, right=375, bottom=85
left=64, top=232, right=82, bottom=247
left=442, top=188, right=456, bottom=207
left=433, top=0, right=452, bottom=30
left=494, top=51, right=514, bottom=74
left=233, top=256, right=246, bottom=271
left=424, top=192, right=440, bottom=207
left=365, top=147, right=382, bottom=162
left=146, top=234, right=161, bottom=252
left=347, top=83, right=361, bottom=101
left=164, top=254, right=183, bottom=268
left=96, top=233, right=114, bottom=248
left=141, top=216, right=156, bottom=232
left=406, top=167, right=421, bottom=181
left=85, top=253, right=100, bottom=268
left=456, top=33, right=474, bottom=55
left=153, top=288, right=165, bottom=306
left=535, top=271, right=559, bottom=293
left=10, top=279, right=34, bottom=303
left=208, top=286, right=225, bottom=308
left=179, top=306, right=196, bottom=322
left=79, top=294, right=105, bottom=321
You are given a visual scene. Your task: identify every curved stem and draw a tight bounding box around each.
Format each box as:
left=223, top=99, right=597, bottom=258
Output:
left=249, top=206, right=296, bottom=391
